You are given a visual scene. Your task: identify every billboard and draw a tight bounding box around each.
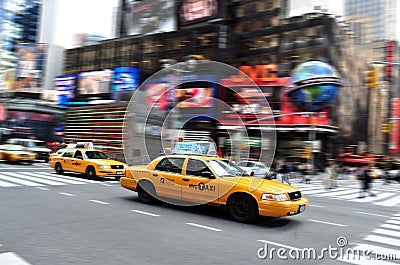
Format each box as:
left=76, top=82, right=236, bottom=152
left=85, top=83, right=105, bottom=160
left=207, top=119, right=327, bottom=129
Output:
left=389, top=98, right=400, bottom=153
left=15, top=43, right=48, bottom=91
left=125, top=0, right=176, bottom=36
left=55, top=75, right=76, bottom=108
left=111, top=67, right=140, bottom=100
left=178, top=0, right=226, bottom=27
left=76, top=69, right=113, bottom=99
left=176, top=87, right=213, bottom=108
left=146, top=83, right=169, bottom=111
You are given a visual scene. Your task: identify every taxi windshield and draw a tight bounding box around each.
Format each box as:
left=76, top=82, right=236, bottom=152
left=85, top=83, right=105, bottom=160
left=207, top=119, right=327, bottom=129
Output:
left=207, top=159, right=247, bottom=178
left=85, top=151, right=108, bottom=159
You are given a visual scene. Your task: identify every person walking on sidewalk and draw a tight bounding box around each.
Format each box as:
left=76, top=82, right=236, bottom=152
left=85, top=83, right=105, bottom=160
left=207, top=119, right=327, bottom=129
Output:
left=358, top=165, right=376, bottom=198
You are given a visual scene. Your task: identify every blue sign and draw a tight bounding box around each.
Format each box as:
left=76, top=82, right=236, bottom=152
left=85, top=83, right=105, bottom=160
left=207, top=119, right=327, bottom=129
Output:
left=55, top=74, right=76, bottom=108
left=112, top=67, right=140, bottom=99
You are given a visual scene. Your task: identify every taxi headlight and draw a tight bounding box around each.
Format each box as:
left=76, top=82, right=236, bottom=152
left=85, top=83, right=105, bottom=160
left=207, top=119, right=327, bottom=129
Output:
left=261, top=193, right=289, bottom=201
left=98, top=165, right=111, bottom=169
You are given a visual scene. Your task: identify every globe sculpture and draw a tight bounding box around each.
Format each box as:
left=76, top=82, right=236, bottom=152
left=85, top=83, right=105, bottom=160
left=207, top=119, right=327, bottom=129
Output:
left=286, top=61, right=342, bottom=111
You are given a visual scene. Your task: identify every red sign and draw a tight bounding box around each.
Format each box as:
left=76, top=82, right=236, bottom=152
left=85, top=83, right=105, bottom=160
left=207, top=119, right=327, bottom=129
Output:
left=389, top=98, right=400, bottom=153
left=385, top=41, right=397, bottom=82
left=179, top=0, right=220, bottom=25
left=231, top=65, right=278, bottom=83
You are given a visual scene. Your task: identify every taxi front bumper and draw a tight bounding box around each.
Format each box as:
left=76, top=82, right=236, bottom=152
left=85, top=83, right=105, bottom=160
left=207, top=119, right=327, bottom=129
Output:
left=258, top=197, right=309, bottom=218
left=98, top=169, right=126, bottom=177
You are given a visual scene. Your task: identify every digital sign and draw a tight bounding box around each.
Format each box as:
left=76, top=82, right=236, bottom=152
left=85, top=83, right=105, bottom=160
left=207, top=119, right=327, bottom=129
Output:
left=15, top=43, right=48, bottom=91
left=125, top=0, right=176, bottom=36
left=55, top=75, right=76, bottom=107
left=76, top=69, right=113, bottom=98
left=112, top=67, right=140, bottom=100
left=176, top=87, right=213, bottom=108
left=179, top=0, right=225, bottom=26
left=146, top=83, right=169, bottom=110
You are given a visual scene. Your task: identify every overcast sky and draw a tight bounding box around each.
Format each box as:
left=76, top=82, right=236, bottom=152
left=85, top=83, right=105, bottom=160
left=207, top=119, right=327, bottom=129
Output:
left=48, top=0, right=119, bottom=48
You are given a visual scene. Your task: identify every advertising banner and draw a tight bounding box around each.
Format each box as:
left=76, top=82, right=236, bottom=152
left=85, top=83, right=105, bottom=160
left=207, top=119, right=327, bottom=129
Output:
left=389, top=98, right=400, bottom=153
left=146, top=83, right=169, bottom=111
left=125, top=0, right=176, bottom=36
left=178, top=0, right=226, bottom=27
left=15, top=43, right=48, bottom=91
left=111, top=67, right=140, bottom=100
left=55, top=75, right=76, bottom=108
left=76, top=69, right=113, bottom=98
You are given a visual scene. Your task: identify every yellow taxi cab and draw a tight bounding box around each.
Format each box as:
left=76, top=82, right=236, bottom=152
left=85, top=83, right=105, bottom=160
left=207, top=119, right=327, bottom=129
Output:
left=49, top=148, right=127, bottom=179
left=120, top=142, right=308, bottom=223
left=0, top=144, right=36, bottom=164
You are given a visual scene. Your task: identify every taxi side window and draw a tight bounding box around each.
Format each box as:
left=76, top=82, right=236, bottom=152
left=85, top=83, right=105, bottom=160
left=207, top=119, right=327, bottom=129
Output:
left=74, top=150, right=83, bottom=159
left=155, top=158, right=184, bottom=174
left=186, top=159, right=214, bottom=178
left=62, top=150, right=74, bottom=158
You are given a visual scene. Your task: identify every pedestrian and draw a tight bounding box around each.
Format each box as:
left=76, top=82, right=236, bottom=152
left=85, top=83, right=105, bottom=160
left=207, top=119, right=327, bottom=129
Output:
left=358, top=165, right=376, bottom=198
left=277, top=159, right=291, bottom=185
left=324, top=160, right=336, bottom=189
left=159, top=149, right=165, bottom=156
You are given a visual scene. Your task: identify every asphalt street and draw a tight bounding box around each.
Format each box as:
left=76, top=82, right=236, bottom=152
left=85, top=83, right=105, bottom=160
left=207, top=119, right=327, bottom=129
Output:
left=0, top=164, right=399, bottom=265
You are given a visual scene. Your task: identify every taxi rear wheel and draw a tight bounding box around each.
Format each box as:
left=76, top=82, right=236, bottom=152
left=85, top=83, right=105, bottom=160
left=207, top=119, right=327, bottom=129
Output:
left=227, top=194, right=258, bottom=223
left=137, top=181, right=157, bottom=204
left=55, top=163, right=64, bottom=175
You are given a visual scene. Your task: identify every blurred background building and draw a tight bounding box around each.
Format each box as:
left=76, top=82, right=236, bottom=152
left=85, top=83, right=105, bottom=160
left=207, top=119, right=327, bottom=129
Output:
left=0, top=0, right=399, bottom=165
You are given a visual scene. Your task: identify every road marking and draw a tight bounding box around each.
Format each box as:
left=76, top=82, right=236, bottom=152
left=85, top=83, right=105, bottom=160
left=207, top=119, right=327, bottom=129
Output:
left=390, top=217, right=400, bottom=220
left=24, top=172, right=87, bottom=185
left=257, top=240, right=301, bottom=250
left=364, top=234, right=400, bottom=247
left=0, top=179, right=19, bottom=187
left=35, top=187, right=49, bottom=191
left=38, top=172, right=97, bottom=183
left=380, top=224, right=400, bottom=230
left=1, top=172, right=65, bottom=186
left=186, top=222, right=222, bottom=232
left=59, top=192, right=75, bottom=197
left=315, top=189, right=357, bottom=197
left=308, top=219, right=347, bottom=227
left=372, top=228, right=400, bottom=238
left=131, top=210, right=160, bottom=217
left=309, top=204, right=325, bottom=208
left=101, top=183, right=113, bottom=187
left=351, top=193, right=394, bottom=202
left=0, top=252, right=32, bottom=265
left=386, top=220, right=400, bottom=225
left=0, top=174, right=44, bottom=186
left=356, top=212, right=390, bottom=218
left=89, top=200, right=110, bottom=205
left=375, top=195, right=400, bottom=207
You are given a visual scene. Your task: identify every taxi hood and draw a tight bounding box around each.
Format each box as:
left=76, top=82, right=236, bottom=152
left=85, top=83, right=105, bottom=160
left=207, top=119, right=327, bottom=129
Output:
left=222, top=177, right=299, bottom=194
left=95, top=159, right=126, bottom=165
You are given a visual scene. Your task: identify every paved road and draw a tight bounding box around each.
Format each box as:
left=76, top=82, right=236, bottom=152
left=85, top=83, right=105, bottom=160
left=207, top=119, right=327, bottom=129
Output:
left=0, top=169, right=399, bottom=265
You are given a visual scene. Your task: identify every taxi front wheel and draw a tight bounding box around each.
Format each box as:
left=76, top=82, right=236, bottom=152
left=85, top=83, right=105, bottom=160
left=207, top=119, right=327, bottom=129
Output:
left=86, top=166, right=97, bottom=179
left=227, top=194, right=258, bottom=223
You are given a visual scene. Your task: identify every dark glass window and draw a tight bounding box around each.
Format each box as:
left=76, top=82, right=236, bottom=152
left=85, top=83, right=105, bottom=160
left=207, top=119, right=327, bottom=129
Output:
left=186, top=159, right=213, bottom=178
left=155, top=157, right=185, bottom=174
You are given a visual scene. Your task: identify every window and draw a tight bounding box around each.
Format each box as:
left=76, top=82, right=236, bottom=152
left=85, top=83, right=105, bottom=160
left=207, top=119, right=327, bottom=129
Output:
left=186, top=159, right=213, bottom=178
left=74, top=150, right=83, bottom=159
left=155, top=157, right=185, bottom=174
left=63, top=150, right=74, bottom=158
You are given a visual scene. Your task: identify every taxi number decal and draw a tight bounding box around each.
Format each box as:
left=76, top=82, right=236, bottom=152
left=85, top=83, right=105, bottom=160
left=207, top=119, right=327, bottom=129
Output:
left=72, top=162, right=81, bottom=166
left=189, top=182, right=215, bottom=192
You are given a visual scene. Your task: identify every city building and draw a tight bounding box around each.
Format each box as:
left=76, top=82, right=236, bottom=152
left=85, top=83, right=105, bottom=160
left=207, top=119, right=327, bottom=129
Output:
left=60, top=0, right=370, bottom=167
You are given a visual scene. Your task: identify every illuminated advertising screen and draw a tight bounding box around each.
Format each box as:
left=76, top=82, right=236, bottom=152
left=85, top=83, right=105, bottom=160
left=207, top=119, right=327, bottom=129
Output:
left=111, top=67, right=140, bottom=100
left=176, top=87, right=213, bottom=108
left=146, top=83, right=169, bottom=111
left=178, top=0, right=225, bottom=27
left=55, top=75, right=76, bottom=108
left=76, top=69, right=113, bottom=100
left=125, top=0, right=176, bottom=36
left=15, top=43, right=48, bottom=91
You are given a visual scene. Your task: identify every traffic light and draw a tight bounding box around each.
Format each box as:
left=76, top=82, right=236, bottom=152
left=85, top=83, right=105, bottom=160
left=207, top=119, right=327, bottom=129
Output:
left=381, top=123, right=391, bottom=133
left=365, top=68, right=378, bottom=88
left=301, top=146, right=312, bottom=159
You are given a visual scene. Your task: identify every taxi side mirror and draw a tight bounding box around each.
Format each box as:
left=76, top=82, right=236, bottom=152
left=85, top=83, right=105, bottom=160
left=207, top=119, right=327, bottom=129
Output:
left=202, top=171, right=215, bottom=179
left=250, top=171, right=254, bottom=176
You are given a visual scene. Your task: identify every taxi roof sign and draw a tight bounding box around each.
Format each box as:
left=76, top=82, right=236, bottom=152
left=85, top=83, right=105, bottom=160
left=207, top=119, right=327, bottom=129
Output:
left=172, top=141, right=217, bottom=156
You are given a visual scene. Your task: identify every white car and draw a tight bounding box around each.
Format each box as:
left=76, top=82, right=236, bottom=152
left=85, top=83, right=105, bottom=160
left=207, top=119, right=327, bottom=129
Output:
left=237, top=160, right=269, bottom=178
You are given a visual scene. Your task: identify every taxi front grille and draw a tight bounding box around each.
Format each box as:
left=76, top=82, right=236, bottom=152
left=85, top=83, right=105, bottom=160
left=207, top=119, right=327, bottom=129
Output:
left=288, top=191, right=302, bottom=201
left=111, top=165, right=124, bottom=169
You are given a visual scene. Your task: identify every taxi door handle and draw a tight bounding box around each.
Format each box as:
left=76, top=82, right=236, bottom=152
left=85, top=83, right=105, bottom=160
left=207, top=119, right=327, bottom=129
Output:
left=153, top=174, right=158, bottom=177
left=182, top=178, right=189, bottom=182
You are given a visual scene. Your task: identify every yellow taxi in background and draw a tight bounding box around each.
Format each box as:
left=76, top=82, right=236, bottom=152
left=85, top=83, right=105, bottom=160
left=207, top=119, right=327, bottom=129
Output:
left=120, top=142, right=308, bottom=223
left=49, top=148, right=127, bottom=179
left=0, top=144, right=36, bottom=164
